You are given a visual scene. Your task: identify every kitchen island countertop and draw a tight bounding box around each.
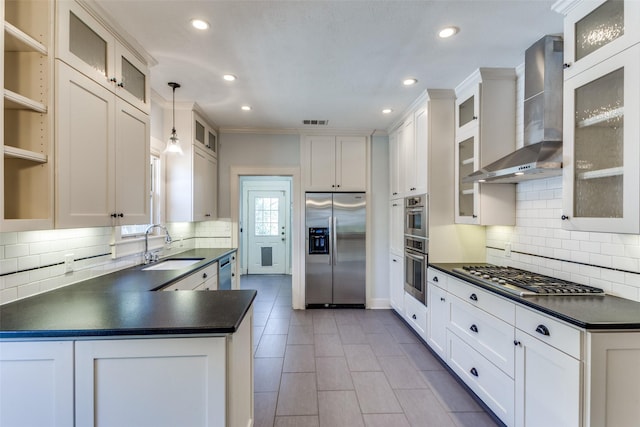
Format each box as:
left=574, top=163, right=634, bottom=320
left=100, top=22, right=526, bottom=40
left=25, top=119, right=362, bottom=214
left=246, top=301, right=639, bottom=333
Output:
left=0, top=249, right=256, bottom=339
left=430, top=263, right=640, bottom=330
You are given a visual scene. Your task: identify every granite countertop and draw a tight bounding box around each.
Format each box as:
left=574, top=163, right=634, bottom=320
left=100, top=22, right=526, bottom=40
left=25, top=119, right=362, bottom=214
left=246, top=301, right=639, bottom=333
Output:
left=0, top=249, right=257, bottom=339
left=430, top=263, right=640, bottom=330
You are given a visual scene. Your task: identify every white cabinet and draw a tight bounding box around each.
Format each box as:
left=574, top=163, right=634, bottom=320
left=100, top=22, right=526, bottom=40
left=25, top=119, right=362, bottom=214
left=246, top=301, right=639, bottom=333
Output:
left=0, top=340, right=74, bottom=427
left=162, top=262, right=218, bottom=291
left=193, top=112, right=218, bottom=157
left=302, top=135, right=368, bottom=191
left=55, top=61, right=150, bottom=228
left=559, top=0, right=640, bottom=79
left=561, top=34, right=640, bottom=233
left=389, top=105, right=428, bottom=198
left=166, top=106, right=218, bottom=222
left=56, top=0, right=150, bottom=113
left=404, top=292, right=426, bottom=339
left=389, top=254, right=404, bottom=313
left=427, top=279, right=448, bottom=359
left=389, top=130, right=401, bottom=197
left=454, top=68, right=516, bottom=225
left=1, top=0, right=54, bottom=232
left=389, top=199, right=404, bottom=255
left=514, top=308, right=582, bottom=427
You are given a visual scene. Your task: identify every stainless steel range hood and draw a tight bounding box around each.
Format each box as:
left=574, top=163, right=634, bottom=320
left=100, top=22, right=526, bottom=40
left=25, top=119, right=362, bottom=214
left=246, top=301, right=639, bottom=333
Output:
left=463, top=35, right=564, bottom=184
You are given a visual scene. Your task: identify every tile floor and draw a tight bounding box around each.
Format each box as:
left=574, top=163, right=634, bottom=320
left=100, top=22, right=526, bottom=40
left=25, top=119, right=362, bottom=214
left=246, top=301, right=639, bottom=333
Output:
left=241, top=274, right=501, bottom=427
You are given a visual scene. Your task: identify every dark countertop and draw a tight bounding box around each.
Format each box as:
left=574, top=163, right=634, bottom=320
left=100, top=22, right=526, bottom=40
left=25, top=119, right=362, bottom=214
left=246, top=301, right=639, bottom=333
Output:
left=0, top=249, right=257, bottom=339
left=430, top=263, right=640, bottom=330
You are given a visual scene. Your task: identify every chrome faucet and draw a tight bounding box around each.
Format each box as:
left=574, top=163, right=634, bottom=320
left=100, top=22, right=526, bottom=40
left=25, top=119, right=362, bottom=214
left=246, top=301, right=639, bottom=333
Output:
left=144, top=224, right=172, bottom=264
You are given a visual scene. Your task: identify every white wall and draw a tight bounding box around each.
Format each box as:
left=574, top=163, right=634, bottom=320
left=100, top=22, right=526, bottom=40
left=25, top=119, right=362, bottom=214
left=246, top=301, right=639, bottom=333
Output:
left=486, top=65, right=640, bottom=302
left=217, top=132, right=300, bottom=218
left=369, top=135, right=390, bottom=306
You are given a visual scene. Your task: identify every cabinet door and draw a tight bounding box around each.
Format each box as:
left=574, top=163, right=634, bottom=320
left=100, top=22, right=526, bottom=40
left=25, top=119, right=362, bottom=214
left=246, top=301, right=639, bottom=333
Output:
left=401, top=118, right=416, bottom=194
left=194, top=114, right=207, bottom=149
left=56, top=0, right=115, bottom=90
left=455, top=84, right=479, bottom=133
left=56, top=61, right=115, bottom=228
left=412, top=106, right=428, bottom=195
left=389, top=130, right=401, bottom=197
left=427, top=283, right=448, bottom=359
left=75, top=337, right=227, bottom=427
left=389, top=254, right=404, bottom=313
left=404, top=292, right=427, bottom=338
left=0, top=341, right=74, bottom=427
left=115, top=98, right=150, bottom=225
left=208, top=129, right=218, bottom=157
left=304, top=135, right=336, bottom=190
left=562, top=44, right=640, bottom=233
left=193, top=147, right=216, bottom=221
left=514, top=331, right=581, bottom=427
left=563, top=0, right=640, bottom=79
left=454, top=127, right=479, bottom=224
left=389, top=199, right=404, bottom=255
left=335, top=136, right=367, bottom=191
left=115, top=42, right=149, bottom=113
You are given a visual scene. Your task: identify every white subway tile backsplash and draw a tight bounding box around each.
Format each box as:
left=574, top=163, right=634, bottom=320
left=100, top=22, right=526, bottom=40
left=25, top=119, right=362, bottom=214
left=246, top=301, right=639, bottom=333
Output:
left=0, top=258, right=18, bottom=275
left=18, top=255, right=40, bottom=271
left=5, top=244, right=29, bottom=259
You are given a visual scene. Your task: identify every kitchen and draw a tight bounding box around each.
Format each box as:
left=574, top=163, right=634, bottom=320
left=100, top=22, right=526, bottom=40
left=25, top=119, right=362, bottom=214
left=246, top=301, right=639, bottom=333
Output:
left=2, top=0, right=640, bottom=426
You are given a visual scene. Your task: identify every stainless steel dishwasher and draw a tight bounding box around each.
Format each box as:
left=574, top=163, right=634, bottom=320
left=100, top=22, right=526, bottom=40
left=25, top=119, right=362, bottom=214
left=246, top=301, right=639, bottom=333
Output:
left=218, top=255, right=232, bottom=290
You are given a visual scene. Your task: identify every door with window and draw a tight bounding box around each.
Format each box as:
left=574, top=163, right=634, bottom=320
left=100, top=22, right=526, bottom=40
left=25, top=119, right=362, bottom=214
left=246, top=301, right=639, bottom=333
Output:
left=248, top=191, right=286, bottom=274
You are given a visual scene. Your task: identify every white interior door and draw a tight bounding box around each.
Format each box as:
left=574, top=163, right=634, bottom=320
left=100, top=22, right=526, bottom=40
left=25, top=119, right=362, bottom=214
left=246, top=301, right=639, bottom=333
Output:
left=247, top=190, right=286, bottom=274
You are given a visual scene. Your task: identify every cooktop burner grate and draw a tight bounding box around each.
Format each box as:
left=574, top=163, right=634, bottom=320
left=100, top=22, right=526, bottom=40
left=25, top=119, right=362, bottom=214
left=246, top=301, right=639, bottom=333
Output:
left=452, top=265, right=605, bottom=297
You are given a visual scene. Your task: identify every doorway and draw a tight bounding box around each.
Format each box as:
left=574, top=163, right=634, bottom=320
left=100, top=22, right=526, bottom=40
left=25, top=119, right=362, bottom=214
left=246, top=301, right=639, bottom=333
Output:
left=240, top=177, right=292, bottom=275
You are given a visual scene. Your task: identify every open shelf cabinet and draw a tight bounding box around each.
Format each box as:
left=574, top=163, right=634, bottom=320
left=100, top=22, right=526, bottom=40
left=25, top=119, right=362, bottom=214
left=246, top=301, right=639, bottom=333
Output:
left=2, top=0, right=54, bottom=231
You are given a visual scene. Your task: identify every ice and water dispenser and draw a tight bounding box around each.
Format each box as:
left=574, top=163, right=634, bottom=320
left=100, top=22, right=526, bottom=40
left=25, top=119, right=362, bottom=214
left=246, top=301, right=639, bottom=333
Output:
left=308, top=227, right=329, bottom=255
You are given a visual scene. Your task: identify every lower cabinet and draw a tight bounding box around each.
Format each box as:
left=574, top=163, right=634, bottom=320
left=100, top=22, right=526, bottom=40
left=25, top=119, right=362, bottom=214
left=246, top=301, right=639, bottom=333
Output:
left=427, top=282, right=448, bottom=359
left=0, top=308, right=253, bottom=427
left=404, top=292, right=426, bottom=339
left=0, top=341, right=74, bottom=427
left=389, top=253, right=404, bottom=313
left=161, top=262, right=219, bottom=291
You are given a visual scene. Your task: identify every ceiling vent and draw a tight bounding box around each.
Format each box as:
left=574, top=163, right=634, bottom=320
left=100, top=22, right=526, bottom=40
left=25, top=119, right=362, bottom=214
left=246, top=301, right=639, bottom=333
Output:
left=302, top=119, right=329, bottom=126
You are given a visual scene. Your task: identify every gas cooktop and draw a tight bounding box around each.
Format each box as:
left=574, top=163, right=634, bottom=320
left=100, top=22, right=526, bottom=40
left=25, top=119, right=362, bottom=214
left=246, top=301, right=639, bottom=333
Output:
left=452, top=265, right=605, bottom=297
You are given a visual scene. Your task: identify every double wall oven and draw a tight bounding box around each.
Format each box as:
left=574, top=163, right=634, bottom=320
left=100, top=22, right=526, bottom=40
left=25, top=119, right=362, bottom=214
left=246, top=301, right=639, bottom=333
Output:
left=404, top=195, right=428, bottom=305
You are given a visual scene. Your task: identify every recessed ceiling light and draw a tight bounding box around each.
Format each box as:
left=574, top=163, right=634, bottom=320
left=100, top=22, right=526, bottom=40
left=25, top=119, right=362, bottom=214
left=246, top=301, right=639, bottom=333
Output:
left=403, top=78, right=418, bottom=86
left=223, top=74, right=237, bottom=82
left=438, top=26, right=459, bottom=38
left=191, top=19, right=210, bottom=30
left=241, top=105, right=251, bottom=111
left=382, top=109, right=393, bottom=114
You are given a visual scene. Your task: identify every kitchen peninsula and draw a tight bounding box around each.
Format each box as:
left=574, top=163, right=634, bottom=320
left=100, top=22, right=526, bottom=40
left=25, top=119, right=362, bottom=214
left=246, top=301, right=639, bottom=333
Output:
left=0, top=248, right=254, bottom=427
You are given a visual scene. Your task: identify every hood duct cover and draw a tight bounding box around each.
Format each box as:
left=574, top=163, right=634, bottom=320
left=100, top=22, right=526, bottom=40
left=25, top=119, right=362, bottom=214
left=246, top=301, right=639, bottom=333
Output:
left=464, top=35, right=564, bottom=184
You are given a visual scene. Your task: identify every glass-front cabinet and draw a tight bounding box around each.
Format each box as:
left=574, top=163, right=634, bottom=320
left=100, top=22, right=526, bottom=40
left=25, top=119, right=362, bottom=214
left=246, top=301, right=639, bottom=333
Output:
left=562, top=43, right=640, bottom=233
left=560, top=0, right=640, bottom=79
left=455, top=131, right=477, bottom=221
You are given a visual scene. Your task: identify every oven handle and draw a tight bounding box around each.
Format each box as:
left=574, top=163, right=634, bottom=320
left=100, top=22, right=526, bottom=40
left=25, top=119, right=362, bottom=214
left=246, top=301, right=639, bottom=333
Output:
left=406, top=207, right=424, bottom=214
left=404, top=249, right=425, bottom=262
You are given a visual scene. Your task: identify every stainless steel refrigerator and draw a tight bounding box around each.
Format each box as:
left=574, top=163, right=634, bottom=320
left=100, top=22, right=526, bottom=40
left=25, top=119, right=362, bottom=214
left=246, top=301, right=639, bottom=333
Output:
left=305, top=193, right=366, bottom=307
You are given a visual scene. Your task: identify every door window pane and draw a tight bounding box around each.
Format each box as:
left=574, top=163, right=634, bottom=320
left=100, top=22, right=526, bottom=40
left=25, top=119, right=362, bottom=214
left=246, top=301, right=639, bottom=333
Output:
left=255, top=197, right=279, bottom=236
left=458, top=136, right=475, bottom=217
left=69, top=12, right=107, bottom=75
left=574, top=67, right=624, bottom=218
left=121, top=57, right=146, bottom=102
left=458, top=96, right=475, bottom=128
left=575, top=0, right=624, bottom=61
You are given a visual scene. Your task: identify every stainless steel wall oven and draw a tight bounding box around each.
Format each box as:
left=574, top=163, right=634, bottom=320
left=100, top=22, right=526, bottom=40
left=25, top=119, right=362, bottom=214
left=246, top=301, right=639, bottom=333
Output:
left=404, top=195, right=428, bottom=305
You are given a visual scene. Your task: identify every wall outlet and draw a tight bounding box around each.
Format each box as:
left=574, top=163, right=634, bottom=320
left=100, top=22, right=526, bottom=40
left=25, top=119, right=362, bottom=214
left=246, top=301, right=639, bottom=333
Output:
left=64, top=254, right=74, bottom=273
left=505, top=243, right=512, bottom=258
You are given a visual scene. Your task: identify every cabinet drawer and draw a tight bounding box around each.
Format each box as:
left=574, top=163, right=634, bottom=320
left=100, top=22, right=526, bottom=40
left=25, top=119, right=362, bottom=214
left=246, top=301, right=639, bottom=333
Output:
left=449, top=295, right=515, bottom=378
left=516, top=306, right=582, bottom=359
left=162, top=262, right=218, bottom=291
left=447, top=277, right=515, bottom=324
left=195, top=275, right=218, bottom=291
left=448, top=332, right=514, bottom=427
left=404, top=292, right=426, bottom=338
left=427, top=268, right=447, bottom=289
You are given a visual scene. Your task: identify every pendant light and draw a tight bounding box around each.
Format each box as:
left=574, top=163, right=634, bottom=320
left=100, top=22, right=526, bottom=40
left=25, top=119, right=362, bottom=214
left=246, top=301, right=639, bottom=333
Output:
left=165, top=82, right=183, bottom=155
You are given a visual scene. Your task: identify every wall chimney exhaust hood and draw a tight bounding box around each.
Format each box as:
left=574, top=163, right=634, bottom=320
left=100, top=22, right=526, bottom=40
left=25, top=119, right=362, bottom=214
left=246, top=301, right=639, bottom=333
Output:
left=463, top=35, right=564, bottom=184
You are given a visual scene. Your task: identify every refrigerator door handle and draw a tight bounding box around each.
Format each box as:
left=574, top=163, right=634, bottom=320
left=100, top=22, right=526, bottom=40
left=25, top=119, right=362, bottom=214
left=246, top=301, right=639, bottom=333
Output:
left=332, top=216, right=338, bottom=266
left=328, top=216, right=333, bottom=265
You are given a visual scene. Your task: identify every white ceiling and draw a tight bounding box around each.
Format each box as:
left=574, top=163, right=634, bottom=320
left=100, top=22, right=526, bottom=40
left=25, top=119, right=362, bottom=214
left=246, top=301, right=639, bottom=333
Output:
left=95, top=0, right=564, bottom=133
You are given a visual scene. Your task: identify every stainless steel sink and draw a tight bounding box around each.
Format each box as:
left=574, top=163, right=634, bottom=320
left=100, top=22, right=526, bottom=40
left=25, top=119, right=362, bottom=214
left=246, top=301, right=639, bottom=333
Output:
left=141, top=258, right=204, bottom=271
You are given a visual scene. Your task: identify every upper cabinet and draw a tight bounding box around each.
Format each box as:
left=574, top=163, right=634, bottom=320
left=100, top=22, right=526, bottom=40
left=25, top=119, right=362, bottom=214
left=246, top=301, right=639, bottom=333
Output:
left=388, top=106, right=428, bottom=198
left=558, top=0, right=640, bottom=233
left=1, top=0, right=55, bottom=232
left=166, top=106, right=218, bottom=222
left=56, top=0, right=150, bottom=113
left=454, top=68, right=516, bottom=225
left=302, top=135, right=368, bottom=191
left=558, top=0, right=640, bottom=79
